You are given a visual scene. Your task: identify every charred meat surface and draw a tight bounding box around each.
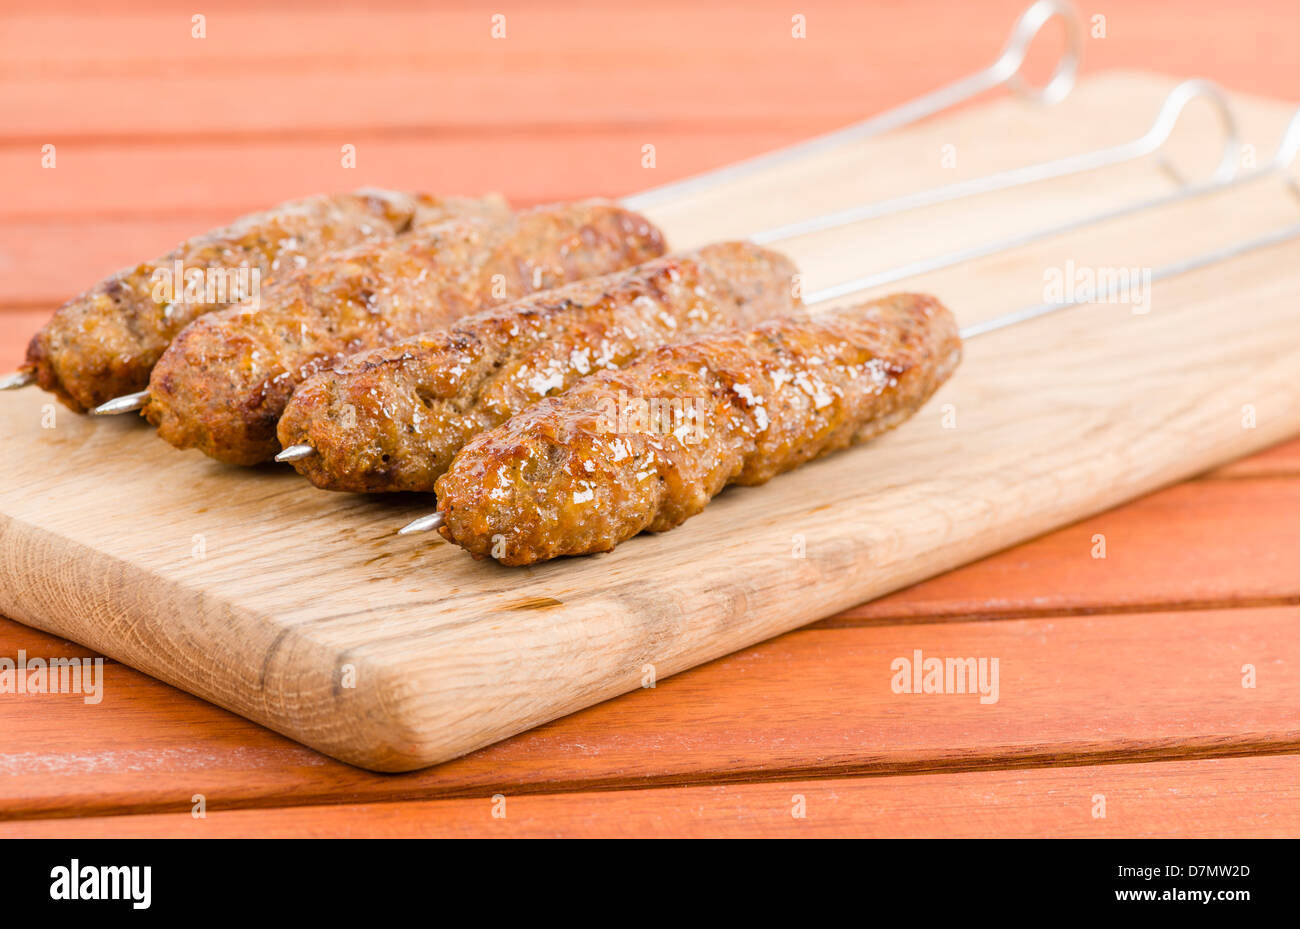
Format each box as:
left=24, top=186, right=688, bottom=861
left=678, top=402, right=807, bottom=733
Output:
left=24, top=189, right=507, bottom=412
left=435, top=294, right=962, bottom=565
left=144, top=201, right=667, bottom=465
left=278, top=241, right=800, bottom=492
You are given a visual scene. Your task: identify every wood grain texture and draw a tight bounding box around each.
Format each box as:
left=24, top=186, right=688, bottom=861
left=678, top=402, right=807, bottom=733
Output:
left=1, top=74, right=1298, bottom=772
left=1, top=474, right=1296, bottom=819
left=6, top=1, right=1296, bottom=133
left=834, top=477, right=1300, bottom=624
left=5, top=753, right=1297, bottom=838
left=0, top=130, right=810, bottom=224
left=1208, top=437, right=1300, bottom=477
left=3, top=0, right=1300, bottom=838
left=0, top=1, right=1115, bottom=138
left=4, top=70, right=1262, bottom=307
left=0, top=616, right=101, bottom=660
left=1, top=603, right=1295, bottom=819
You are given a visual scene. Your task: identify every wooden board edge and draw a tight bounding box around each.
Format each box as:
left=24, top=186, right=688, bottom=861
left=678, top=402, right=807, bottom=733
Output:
left=0, top=511, right=418, bottom=770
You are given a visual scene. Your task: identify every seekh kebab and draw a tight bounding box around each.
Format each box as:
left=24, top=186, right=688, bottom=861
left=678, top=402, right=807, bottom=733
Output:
left=137, top=200, right=666, bottom=465
left=276, top=242, right=801, bottom=492
left=432, top=294, right=961, bottom=565
left=23, top=189, right=507, bottom=411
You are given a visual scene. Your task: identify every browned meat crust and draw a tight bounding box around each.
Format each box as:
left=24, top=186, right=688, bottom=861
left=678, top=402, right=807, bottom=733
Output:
left=435, top=294, right=962, bottom=565
left=143, top=201, right=667, bottom=465
left=278, top=242, right=801, bottom=493
left=23, top=189, right=507, bottom=412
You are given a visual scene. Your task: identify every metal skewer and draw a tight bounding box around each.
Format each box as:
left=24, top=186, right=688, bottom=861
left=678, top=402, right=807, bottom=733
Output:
left=622, top=0, right=1081, bottom=210
left=397, top=106, right=1300, bottom=537
left=398, top=513, right=444, bottom=535
left=92, top=390, right=148, bottom=415
left=960, top=220, right=1300, bottom=339
left=275, top=444, right=316, bottom=462
left=396, top=223, right=1300, bottom=537
left=807, top=103, right=1299, bottom=306
left=276, top=81, right=1237, bottom=466
left=5, top=1, right=1081, bottom=398
left=961, top=108, right=1300, bottom=337
left=752, top=78, right=1237, bottom=246
left=0, top=371, right=35, bottom=391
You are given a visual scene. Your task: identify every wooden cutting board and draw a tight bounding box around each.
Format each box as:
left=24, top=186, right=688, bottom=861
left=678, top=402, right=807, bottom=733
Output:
left=2, top=72, right=1298, bottom=772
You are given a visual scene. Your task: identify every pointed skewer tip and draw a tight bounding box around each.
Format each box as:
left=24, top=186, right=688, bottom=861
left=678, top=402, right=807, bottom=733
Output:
left=92, top=389, right=149, bottom=415
left=398, top=512, right=444, bottom=536
left=275, top=443, right=316, bottom=463
left=0, top=370, right=35, bottom=391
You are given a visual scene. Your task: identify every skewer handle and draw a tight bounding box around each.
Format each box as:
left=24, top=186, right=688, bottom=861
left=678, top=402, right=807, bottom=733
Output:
left=622, top=1, right=1080, bottom=211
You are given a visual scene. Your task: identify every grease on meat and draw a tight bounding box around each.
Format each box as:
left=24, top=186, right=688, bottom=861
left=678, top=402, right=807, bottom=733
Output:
left=144, top=201, right=667, bottom=465
left=278, top=241, right=801, bottom=492
left=25, top=189, right=507, bottom=411
left=435, top=294, right=962, bottom=564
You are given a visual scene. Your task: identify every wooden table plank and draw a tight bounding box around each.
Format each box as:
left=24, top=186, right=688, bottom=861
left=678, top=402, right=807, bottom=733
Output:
left=835, top=477, right=1300, bottom=624
left=0, top=311, right=46, bottom=367
left=1208, top=439, right=1300, bottom=478
left=3, top=0, right=1299, bottom=834
left=6, top=1, right=1296, bottom=118
left=0, top=460, right=1294, bottom=803
left=3, top=753, right=1296, bottom=837
left=0, top=1, right=1067, bottom=140
left=0, top=130, right=809, bottom=223
left=2, top=605, right=1294, bottom=819
left=4, top=70, right=1221, bottom=306
left=0, top=618, right=101, bottom=660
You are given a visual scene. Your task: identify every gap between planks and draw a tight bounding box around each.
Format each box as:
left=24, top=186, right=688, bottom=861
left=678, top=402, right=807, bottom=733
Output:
left=3, top=750, right=1299, bottom=835
left=9, top=596, right=1300, bottom=652
left=2, top=605, right=1296, bottom=820
left=816, top=595, right=1300, bottom=629
left=4, top=739, right=1299, bottom=826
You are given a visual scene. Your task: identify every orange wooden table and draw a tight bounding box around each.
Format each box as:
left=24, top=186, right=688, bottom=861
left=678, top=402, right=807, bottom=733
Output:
left=2, top=0, right=1298, bottom=837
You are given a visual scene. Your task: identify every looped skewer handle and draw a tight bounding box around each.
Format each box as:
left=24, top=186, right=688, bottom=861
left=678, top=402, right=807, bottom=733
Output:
left=399, top=104, right=1300, bottom=538
left=621, top=0, right=1081, bottom=211
left=802, top=80, right=1246, bottom=303
left=995, top=0, right=1082, bottom=106
left=755, top=78, right=1239, bottom=245
left=959, top=104, right=1300, bottom=338
left=1273, top=106, right=1300, bottom=197
left=1146, top=79, right=1240, bottom=186
left=398, top=109, right=1300, bottom=537
left=962, top=219, right=1300, bottom=340
left=7, top=1, right=1081, bottom=399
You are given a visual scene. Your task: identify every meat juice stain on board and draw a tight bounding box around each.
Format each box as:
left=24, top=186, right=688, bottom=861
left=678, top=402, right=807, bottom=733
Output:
left=498, top=596, right=565, bottom=611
